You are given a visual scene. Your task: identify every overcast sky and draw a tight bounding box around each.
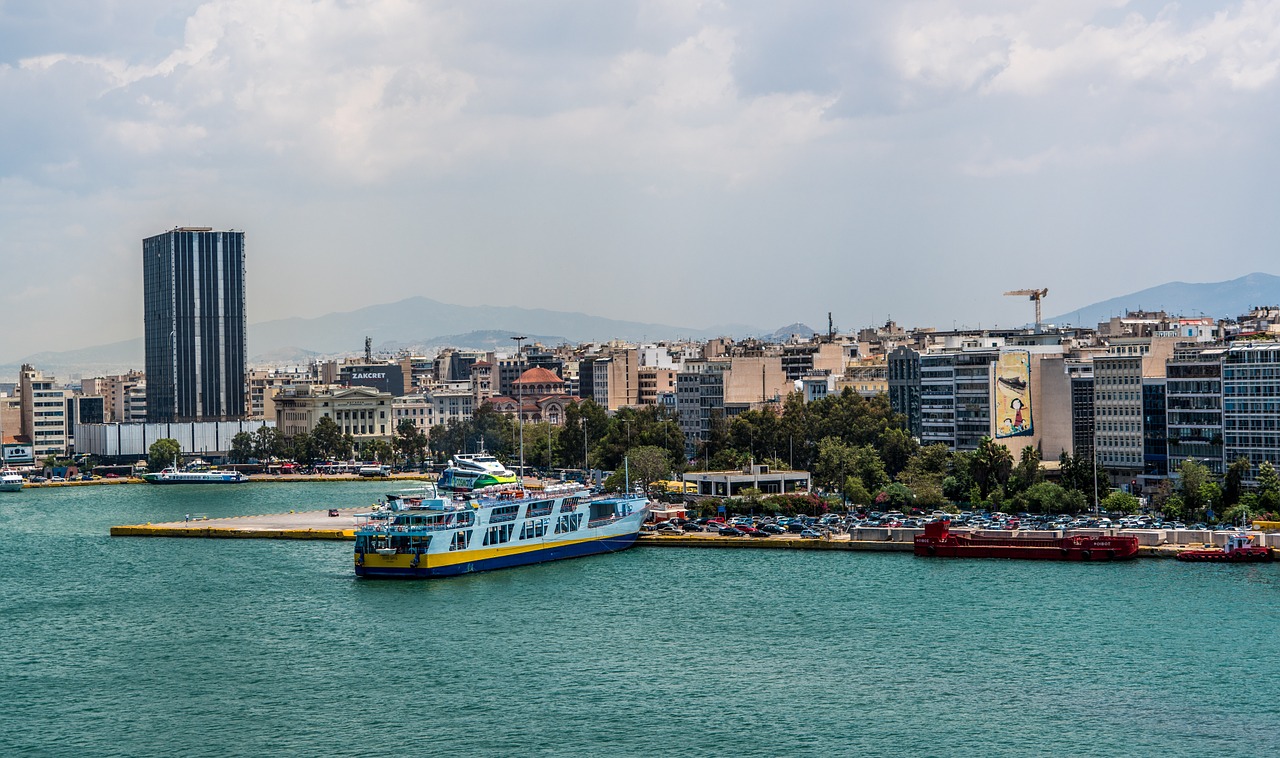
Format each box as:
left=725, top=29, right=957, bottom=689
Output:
left=2, top=0, right=1279, bottom=361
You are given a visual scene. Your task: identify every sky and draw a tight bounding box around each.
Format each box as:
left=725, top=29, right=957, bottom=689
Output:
left=3, top=0, right=1280, bottom=362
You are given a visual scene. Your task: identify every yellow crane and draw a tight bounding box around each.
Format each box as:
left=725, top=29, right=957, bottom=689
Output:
left=1004, top=288, right=1049, bottom=329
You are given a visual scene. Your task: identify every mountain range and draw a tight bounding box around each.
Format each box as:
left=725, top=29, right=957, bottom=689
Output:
left=5, top=273, right=1279, bottom=381
left=1045, top=272, right=1280, bottom=326
left=0, top=298, right=759, bottom=380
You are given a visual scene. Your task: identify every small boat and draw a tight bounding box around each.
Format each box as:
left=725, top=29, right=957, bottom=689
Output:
left=141, top=467, right=249, bottom=485
left=354, top=482, right=648, bottom=578
left=0, top=469, right=24, bottom=492
left=1176, top=533, right=1273, bottom=563
left=914, top=520, right=1139, bottom=561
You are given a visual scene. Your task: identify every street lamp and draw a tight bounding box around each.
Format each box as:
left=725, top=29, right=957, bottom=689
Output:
left=511, top=335, right=526, bottom=479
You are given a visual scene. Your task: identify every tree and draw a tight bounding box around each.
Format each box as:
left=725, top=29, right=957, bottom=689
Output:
left=556, top=400, right=609, bottom=469
left=1020, top=481, right=1085, bottom=515
left=1257, top=461, right=1280, bottom=513
left=394, top=419, right=428, bottom=467
left=1009, top=445, right=1042, bottom=495
left=359, top=439, right=394, bottom=465
left=876, top=482, right=915, bottom=510
left=290, top=432, right=320, bottom=466
left=971, top=438, right=1013, bottom=499
left=1224, top=457, right=1251, bottom=507
left=1101, top=490, right=1141, bottom=515
left=148, top=438, right=181, bottom=470
left=311, top=417, right=348, bottom=461
left=622, top=445, right=672, bottom=488
left=897, top=443, right=950, bottom=508
left=878, top=428, right=919, bottom=478
left=253, top=426, right=287, bottom=461
left=229, top=432, right=255, bottom=464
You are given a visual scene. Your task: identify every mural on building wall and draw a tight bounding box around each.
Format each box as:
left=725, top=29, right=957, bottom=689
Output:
left=995, top=351, right=1033, bottom=438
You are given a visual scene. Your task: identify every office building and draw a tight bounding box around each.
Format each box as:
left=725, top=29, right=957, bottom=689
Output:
left=142, top=227, right=247, bottom=422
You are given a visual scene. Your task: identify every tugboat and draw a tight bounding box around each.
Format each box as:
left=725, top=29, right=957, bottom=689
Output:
left=914, top=520, right=1139, bottom=561
left=1176, top=533, right=1273, bottom=563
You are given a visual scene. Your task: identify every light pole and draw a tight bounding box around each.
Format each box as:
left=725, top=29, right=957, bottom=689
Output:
left=511, top=336, right=526, bottom=479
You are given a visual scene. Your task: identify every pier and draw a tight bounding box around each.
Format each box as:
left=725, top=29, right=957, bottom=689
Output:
left=109, top=509, right=1247, bottom=557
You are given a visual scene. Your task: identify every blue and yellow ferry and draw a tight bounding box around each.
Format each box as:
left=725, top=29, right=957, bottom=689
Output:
left=353, top=483, right=649, bottom=578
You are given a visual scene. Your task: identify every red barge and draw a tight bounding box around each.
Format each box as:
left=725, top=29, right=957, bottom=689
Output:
left=914, top=521, right=1139, bottom=561
left=1176, top=533, right=1273, bottom=563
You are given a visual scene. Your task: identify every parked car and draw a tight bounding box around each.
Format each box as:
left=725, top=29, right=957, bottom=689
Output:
left=718, top=526, right=745, bottom=537
left=799, top=529, right=822, bottom=539
left=681, top=523, right=705, bottom=533
left=760, top=523, right=786, bottom=535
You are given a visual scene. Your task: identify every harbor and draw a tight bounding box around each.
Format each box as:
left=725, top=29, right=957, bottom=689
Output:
left=6, top=478, right=1280, bottom=757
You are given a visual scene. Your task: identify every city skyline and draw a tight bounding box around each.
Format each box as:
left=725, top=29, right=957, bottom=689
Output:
left=4, top=1, right=1280, bottom=360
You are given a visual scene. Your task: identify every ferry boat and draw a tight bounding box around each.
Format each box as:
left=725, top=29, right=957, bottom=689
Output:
left=914, top=520, right=1140, bottom=561
left=354, top=483, right=648, bottom=578
left=1176, top=533, right=1274, bottom=563
left=0, top=469, right=24, bottom=492
left=141, top=467, right=250, bottom=485
left=436, top=452, right=519, bottom=492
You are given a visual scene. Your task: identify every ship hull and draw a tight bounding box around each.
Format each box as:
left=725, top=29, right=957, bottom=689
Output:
left=917, top=542, right=1136, bottom=561
left=914, top=522, right=1139, bottom=561
left=355, top=532, right=640, bottom=578
left=1176, top=549, right=1273, bottom=563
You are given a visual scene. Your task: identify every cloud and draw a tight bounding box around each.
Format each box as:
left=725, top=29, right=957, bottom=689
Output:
left=3, top=0, right=1280, bottom=365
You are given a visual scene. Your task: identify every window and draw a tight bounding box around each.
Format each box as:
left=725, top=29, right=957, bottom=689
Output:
left=555, top=514, right=583, bottom=534
left=450, top=530, right=472, bottom=551
left=483, top=523, right=514, bottom=545
left=520, top=519, right=550, bottom=539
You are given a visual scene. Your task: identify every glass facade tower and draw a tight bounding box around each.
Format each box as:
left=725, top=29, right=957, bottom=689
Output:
left=142, top=228, right=246, bottom=422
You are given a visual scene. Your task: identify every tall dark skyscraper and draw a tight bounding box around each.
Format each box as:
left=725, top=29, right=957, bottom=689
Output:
left=143, top=227, right=247, bottom=422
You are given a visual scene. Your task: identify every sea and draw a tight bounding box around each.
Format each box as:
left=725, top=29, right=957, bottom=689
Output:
left=1, top=481, right=1278, bottom=757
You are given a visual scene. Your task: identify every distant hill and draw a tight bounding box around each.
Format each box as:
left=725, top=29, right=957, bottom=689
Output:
left=765, top=323, right=817, bottom=342
left=1048, top=272, right=1280, bottom=326
left=0, top=297, right=763, bottom=379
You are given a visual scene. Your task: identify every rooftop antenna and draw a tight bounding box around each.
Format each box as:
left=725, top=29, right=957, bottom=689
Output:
left=364, top=336, right=373, bottom=363
left=828, top=312, right=835, bottom=342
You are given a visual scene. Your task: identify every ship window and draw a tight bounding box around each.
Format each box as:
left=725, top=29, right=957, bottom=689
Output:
left=483, top=523, right=514, bottom=546
left=450, top=530, right=472, bottom=551
left=490, top=505, right=520, bottom=523
left=555, top=514, right=583, bottom=534
left=520, top=518, right=550, bottom=539
left=527, top=500, right=554, bottom=517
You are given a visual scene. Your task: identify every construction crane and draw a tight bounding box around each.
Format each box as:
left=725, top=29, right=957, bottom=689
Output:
left=1004, top=288, right=1049, bottom=330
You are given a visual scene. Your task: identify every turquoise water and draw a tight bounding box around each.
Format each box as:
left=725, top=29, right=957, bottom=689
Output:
left=1, top=482, right=1278, bottom=757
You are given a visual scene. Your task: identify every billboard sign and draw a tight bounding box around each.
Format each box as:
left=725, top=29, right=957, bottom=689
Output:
left=2, top=443, right=35, bottom=465
left=994, top=351, right=1033, bottom=439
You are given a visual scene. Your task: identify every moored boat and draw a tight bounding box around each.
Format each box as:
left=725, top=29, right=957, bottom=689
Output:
left=437, top=452, right=518, bottom=492
left=1176, top=533, right=1273, bottom=563
left=141, top=467, right=249, bottom=484
left=0, top=469, right=24, bottom=492
left=354, top=483, right=648, bottom=578
left=914, top=520, right=1139, bottom=561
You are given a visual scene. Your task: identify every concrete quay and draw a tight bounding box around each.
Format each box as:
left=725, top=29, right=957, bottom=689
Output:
left=30, top=473, right=432, bottom=489
left=110, top=507, right=364, bottom=540
left=109, top=511, right=1275, bottom=559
